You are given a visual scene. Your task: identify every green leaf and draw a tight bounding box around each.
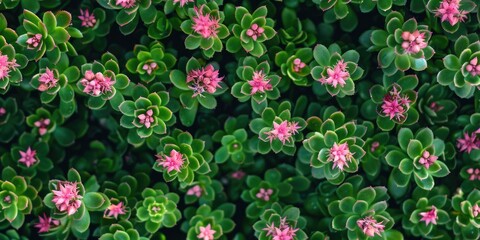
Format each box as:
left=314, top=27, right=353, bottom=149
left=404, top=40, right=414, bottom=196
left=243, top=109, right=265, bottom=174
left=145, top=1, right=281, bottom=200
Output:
left=407, top=139, right=423, bottom=159
left=84, top=192, right=106, bottom=210
left=119, top=101, right=136, bottom=116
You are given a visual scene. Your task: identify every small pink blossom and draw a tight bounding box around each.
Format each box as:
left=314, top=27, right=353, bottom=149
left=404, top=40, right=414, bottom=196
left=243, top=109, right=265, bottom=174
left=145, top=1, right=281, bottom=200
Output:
left=18, top=147, right=37, bottom=168
left=156, top=149, right=185, bottom=173
left=78, top=9, right=96, bottom=28
left=256, top=188, right=273, bottom=201
left=192, top=5, right=220, bottom=39
left=38, top=68, right=58, bottom=91
left=319, top=60, right=350, bottom=88
left=231, top=170, right=246, bottom=179
left=138, top=109, right=154, bottom=128
left=328, top=142, right=354, bottom=171
left=248, top=70, right=272, bottom=95
left=52, top=181, right=82, bottom=216
left=472, top=204, right=480, bottom=217
left=263, top=217, right=299, bottom=240
left=187, top=65, right=223, bottom=97
left=467, top=168, right=480, bottom=181
left=420, top=206, right=438, bottom=225
left=246, top=23, right=264, bottom=41
left=34, top=213, right=60, bottom=233
left=0, top=51, right=19, bottom=80
left=105, top=202, right=126, bottom=219
left=357, top=216, right=385, bottom=237
left=466, top=57, right=480, bottom=77
left=370, top=141, right=380, bottom=152
left=34, top=118, right=51, bottom=136
left=418, top=150, right=438, bottom=169
left=457, top=132, right=480, bottom=153
left=142, top=62, right=158, bottom=75
left=26, top=34, right=42, bottom=49
left=186, top=185, right=203, bottom=197
left=172, top=0, right=193, bottom=7
left=292, top=58, right=306, bottom=72
left=264, top=120, right=300, bottom=144
left=429, top=102, right=444, bottom=112
left=197, top=224, right=216, bottom=240
left=116, top=0, right=136, bottom=8
left=3, top=195, right=11, bottom=203
left=0, top=107, right=6, bottom=116
left=435, top=0, right=467, bottom=26
left=80, top=70, right=114, bottom=96
left=401, top=30, right=428, bottom=54
left=381, top=86, right=411, bottom=121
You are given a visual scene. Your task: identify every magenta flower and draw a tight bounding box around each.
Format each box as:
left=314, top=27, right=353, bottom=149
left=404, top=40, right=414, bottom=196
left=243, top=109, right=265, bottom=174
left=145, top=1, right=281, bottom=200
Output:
left=186, top=185, right=203, bottom=197
left=231, top=170, right=246, bottom=179
left=418, top=151, right=438, bottom=169
left=34, top=213, right=60, bottom=233
left=328, top=142, right=353, bottom=171
left=192, top=5, right=220, bottom=39
left=173, top=0, right=193, bottom=7
left=420, top=206, right=438, bottom=225
left=381, top=86, right=411, bottom=121
left=116, top=0, right=136, bottom=8
left=80, top=70, right=114, bottom=96
left=472, top=204, right=480, bottom=217
left=265, top=120, right=300, bottom=144
left=370, top=141, right=380, bottom=152
left=105, top=202, right=126, bottom=219
left=156, top=149, right=185, bottom=173
left=467, top=168, right=480, bottom=181
left=246, top=23, right=265, bottom=41
left=248, top=70, right=272, bottom=95
left=187, top=64, right=223, bottom=97
left=197, top=224, right=216, bottom=240
left=38, top=68, right=58, bottom=91
left=292, top=58, right=306, bottom=72
left=457, top=131, right=479, bottom=153
left=142, top=62, right=158, bottom=75
left=401, top=30, right=428, bottom=54
left=357, top=216, right=385, bottom=237
left=256, top=188, right=273, bottom=201
left=26, top=34, right=42, bottom=49
left=138, top=109, right=154, bottom=128
left=51, top=181, right=82, bottom=216
left=34, top=118, right=50, bottom=136
left=78, top=9, right=97, bottom=28
left=18, top=147, right=37, bottom=168
left=466, top=57, right=480, bottom=77
left=0, top=52, right=19, bottom=80
left=319, top=60, right=350, bottom=88
left=263, top=217, right=299, bottom=240
left=0, top=107, right=5, bottom=116
left=435, top=0, right=467, bottom=26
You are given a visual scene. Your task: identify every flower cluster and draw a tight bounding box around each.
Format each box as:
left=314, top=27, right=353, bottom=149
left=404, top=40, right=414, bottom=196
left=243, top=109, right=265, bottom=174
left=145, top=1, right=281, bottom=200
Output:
left=80, top=70, right=114, bottom=96
left=434, top=0, right=467, bottom=25
left=51, top=181, right=82, bottom=215
left=264, top=120, right=300, bottom=144
left=357, top=216, right=385, bottom=237
left=187, top=65, right=223, bottom=97
left=318, top=60, right=349, bottom=88
left=381, top=86, right=411, bottom=121
left=263, top=217, right=299, bottom=240
left=0, top=52, right=19, bottom=80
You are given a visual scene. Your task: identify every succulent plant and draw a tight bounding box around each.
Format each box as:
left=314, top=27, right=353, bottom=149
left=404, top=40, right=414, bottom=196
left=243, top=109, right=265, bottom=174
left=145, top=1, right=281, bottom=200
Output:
left=451, top=189, right=480, bottom=239
left=253, top=203, right=308, bottom=240
left=275, top=43, right=313, bottom=86
left=426, top=0, right=477, bottom=33
left=135, top=187, right=181, bottom=233
left=126, top=41, right=176, bottom=83
left=183, top=203, right=236, bottom=239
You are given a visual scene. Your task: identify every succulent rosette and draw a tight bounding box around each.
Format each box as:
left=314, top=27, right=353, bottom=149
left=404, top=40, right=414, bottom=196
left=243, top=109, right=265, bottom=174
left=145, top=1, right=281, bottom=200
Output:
left=214, top=128, right=250, bottom=165
left=451, top=189, right=480, bottom=239
left=147, top=11, right=172, bottom=40
left=312, top=0, right=361, bottom=32
left=183, top=175, right=224, bottom=205
left=183, top=203, right=236, bottom=240
left=25, top=108, right=56, bottom=137
left=369, top=74, right=419, bottom=131
left=135, top=187, right=181, bottom=233
left=231, top=56, right=281, bottom=114
left=386, top=128, right=450, bottom=199
left=303, top=111, right=366, bottom=185
left=6, top=132, right=53, bottom=175
left=426, top=0, right=477, bottom=33
left=250, top=101, right=307, bottom=156
left=360, top=124, right=390, bottom=181
left=225, top=6, right=275, bottom=57
left=0, top=98, right=24, bottom=143
left=417, top=83, right=457, bottom=125
left=437, top=35, right=480, bottom=98
left=370, top=12, right=434, bottom=76
left=275, top=43, right=313, bottom=86
left=99, top=220, right=148, bottom=240
left=74, top=6, right=115, bottom=49
left=119, top=91, right=173, bottom=144
left=126, top=41, right=176, bottom=83
left=253, top=203, right=308, bottom=240
left=311, top=44, right=364, bottom=97
left=152, top=129, right=212, bottom=186
left=278, top=8, right=317, bottom=46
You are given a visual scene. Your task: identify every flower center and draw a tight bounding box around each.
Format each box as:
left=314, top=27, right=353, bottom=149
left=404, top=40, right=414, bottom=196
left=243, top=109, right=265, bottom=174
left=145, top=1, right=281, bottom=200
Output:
left=148, top=202, right=164, bottom=216
left=0, top=107, right=6, bottom=116
left=435, top=0, right=467, bottom=26
left=418, top=150, right=437, bottom=169
left=78, top=9, right=97, bottom=28
left=329, top=142, right=353, bottom=171
left=467, top=168, right=480, bottom=181
left=292, top=58, right=306, bottom=72
left=192, top=5, right=220, bottom=39
left=187, top=65, right=223, bottom=97
left=319, top=60, right=350, bottom=88
left=156, top=149, right=185, bottom=173
left=466, top=57, right=480, bottom=77
left=256, top=188, right=273, bottom=201
left=381, top=86, right=411, bottom=121
left=142, top=62, right=158, bottom=75
left=370, top=141, right=380, bottom=152
left=138, top=109, right=154, bottom=128
left=26, top=34, right=42, bottom=49
left=34, top=118, right=50, bottom=135
left=401, top=30, right=427, bottom=54
left=246, top=23, right=264, bottom=41
left=80, top=70, right=114, bottom=97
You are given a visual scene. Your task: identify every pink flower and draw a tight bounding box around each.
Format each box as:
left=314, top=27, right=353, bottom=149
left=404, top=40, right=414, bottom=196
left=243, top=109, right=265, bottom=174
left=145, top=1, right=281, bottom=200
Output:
left=26, top=34, right=42, bottom=49
left=263, top=218, right=299, bottom=240
left=370, top=141, right=380, bottom=152
left=105, top=202, right=126, bottom=219
left=401, top=30, right=428, bottom=54
left=357, top=216, right=385, bottom=237
left=142, top=62, right=158, bottom=75
left=231, top=170, right=246, bottom=179
left=292, top=58, right=306, bottom=72
left=187, top=64, right=223, bottom=97
left=248, top=70, right=272, bottom=95
left=3, top=195, right=11, bottom=204
left=18, top=147, right=37, bottom=168
left=435, top=0, right=467, bottom=26
left=197, top=224, right=216, bottom=240
left=138, top=109, right=154, bottom=128
left=472, top=204, right=480, bottom=217
left=246, top=23, right=265, bottom=41
left=192, top=5, right=220, bottom=39
left=0, top=51, right=19, bottom=80
left=156, top=149, right=185, bottom=173
left=256, top=188, right=273, bottom=201
left=34, top=213, right=60, bottom=233
left=173, top=0, right=193, bottom=7
left=319, top=60, right=350, bottom=88
left=38, top=68, right=58, bottom=91
left=328, top=142, right=354, bottom=171
left=465, top=57, right=480, bottom=77
left=116, top=0, right=136, bottom=8
left=381, top=86, right=411, bottom=121
left=466, top=168, right=480, bottom=181
left=78, top=9, right=96, bottom=28
left=80, top=70, right=114, bottom=96
left=457, top=132, right=480, bottom=153
left=429, top=102, right=444, bottom=112
left=0, top=107, right=5, bottom=116
left=420, top=206, right=438, bottom=225
left=34, top=118, right=51, bottom=136
left=264, top=120, right=300, bottom=144
left=418, top=151, right=438, bottom=169
left=52, top=181, right=82, bottom=216
left=186, top=185, right=203, bottom=197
